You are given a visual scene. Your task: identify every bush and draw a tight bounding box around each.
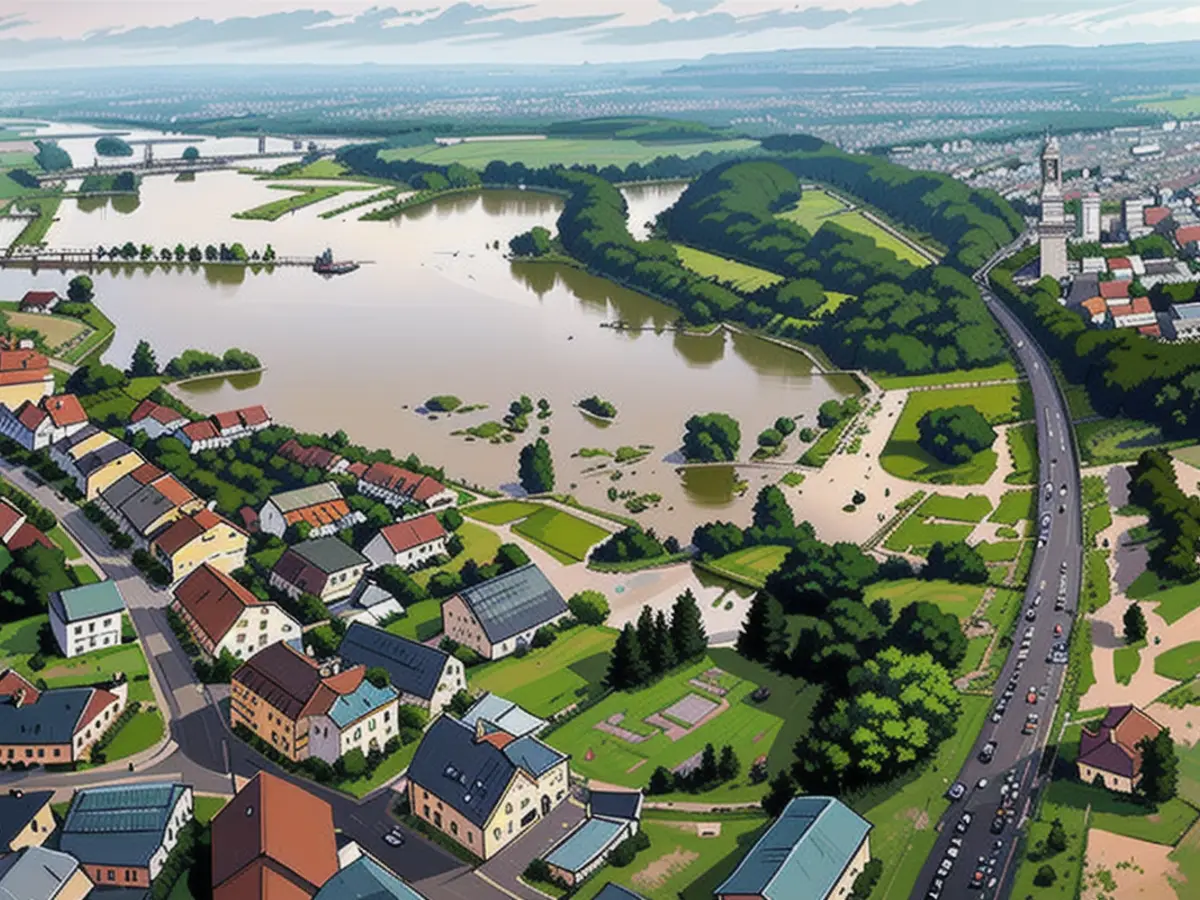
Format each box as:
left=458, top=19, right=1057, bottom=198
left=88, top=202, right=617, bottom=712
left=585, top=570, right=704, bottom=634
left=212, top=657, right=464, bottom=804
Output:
left=338, top=748, right=368, bottom=779
left=531, top=626, right=556, bottom=649
left=757, top=428, right=784, bottom=448
left=608, top=830, right=651, bottom=867
left=426, top=395, right=462, bottom=412
left=849, top=858, right=884, bottom=900
left=1034, top=864, right=1057, bottom=887
left=568, top=590, right=610, bottom=625
left=917, top=405, right=997, bottom=464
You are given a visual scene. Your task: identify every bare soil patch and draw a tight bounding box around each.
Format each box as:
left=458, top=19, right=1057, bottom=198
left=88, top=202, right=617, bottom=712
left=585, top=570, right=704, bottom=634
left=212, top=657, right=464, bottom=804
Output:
left=1082, top=828, right=1179, bottom=900
left=632, top=849, right=700, bottom=891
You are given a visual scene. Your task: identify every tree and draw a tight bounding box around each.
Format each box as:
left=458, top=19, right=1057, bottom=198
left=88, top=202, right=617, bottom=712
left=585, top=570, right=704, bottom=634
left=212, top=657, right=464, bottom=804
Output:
left=923, top=541, right=988, bottom=585
left=518, top=438, right=555, bottom=494
left=692, top=521, right=745, bottom=558
left=696, top=743, right=719, bottom=785
left=917, top=406, right=997, bottom=464
left=1034, top=865, right=1057, bottom=887
left=682, top=413, right=740, bottom=462
left=447, top=690, right=473, bottom=717
left=339, top=748, right=368, bottom=778
left=1124, top=602, right=1148, bottom=644
left=607, top=624, right=650, bottom=690
left=647, top=765, right=673, bottom=795
left=762, top=769, right=795, bottom=817
left=751, top=486, right=794, bottom=534
left=366, top=667, right=391, bottom=689
left=1046, top=818, right=1068, bottom=855
left=636, top=605, right=658, bottom=671
left=736, top=593, right=790, bottom=666
left=495, top=542, right=530, bottom=572
left=174, top=243, right=187, bottom=262
left=67, top=275, right=94, bottom=303
left=1137, top=729, right=1179, bottom=805
left=650, top=610, right=677, bottom=674
left=127, top=340, right=159, bottom=377
left=509, top=226, right=553, bottom=257
left=182, top=146, right=200, bottom=161
left=568, top=590, right=609, bottom=625
left=66, top=363, right=127, bottom=396
left=717, top=745, right=739, bottom=781
left=670, top=589, right=707, bottom=662
left=763, top=539, right=879, bottom=616
left=889, top=601, right=969, bottom=670
left=95, top=135, right=133, bottom=157
left=774, top=416, right=796, bottom=436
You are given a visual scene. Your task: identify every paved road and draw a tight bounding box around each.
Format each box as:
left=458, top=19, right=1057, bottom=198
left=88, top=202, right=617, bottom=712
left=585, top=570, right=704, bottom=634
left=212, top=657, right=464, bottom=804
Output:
left=909, top=238, right=1084, bottom=900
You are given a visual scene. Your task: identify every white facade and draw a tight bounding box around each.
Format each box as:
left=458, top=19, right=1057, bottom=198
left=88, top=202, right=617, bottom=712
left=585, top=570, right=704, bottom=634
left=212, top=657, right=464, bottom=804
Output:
left=50, top=608, right=122, bottom=659
left=211, top=603, right=301, bottom=662
left=0, top=407, right=87, bottom=451
left=1038, top=137, right=1069, bottom=280
left=127, top=414, right=187, bottom=441
left=362, top=531, right=447, bottom=570
left=1113, top=309, right=1158, bottom=329
left=308, top=696, right=399, bottom=764
left=147, top=788, right=195, bottom=882
left=1081, top=194, right=1101, bottom=242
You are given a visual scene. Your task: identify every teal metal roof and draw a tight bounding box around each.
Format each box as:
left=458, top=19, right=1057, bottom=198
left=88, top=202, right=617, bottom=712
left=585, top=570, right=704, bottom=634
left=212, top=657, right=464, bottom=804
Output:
left=461, top=693, right=546, bottom=739
left=61, top=782, right=188, bottom=868
left=715, top=796, right=871, bottom=900
left=52, top=581, right=125, bottom=623
left=313, top=856, right=426, bottom=899
left=326, top=679, right=398, bottom=729
left=0, top=846, right=82, bottom=900
left=543, top=817, right=626, bottom=874
left=503, top=735, right=566, bottom=777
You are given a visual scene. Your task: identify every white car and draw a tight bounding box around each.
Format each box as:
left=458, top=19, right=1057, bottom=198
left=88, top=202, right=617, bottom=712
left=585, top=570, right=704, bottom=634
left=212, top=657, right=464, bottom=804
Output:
left=383, top=830, right=404, bottom=847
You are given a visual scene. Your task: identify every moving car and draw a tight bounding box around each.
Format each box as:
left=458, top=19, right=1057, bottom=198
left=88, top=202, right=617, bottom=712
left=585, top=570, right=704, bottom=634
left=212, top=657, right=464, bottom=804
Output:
left=1054, top=623, right=1063, bottom=637
left=947, top=782, right=967, bottom=800
left=384, top=829, right=404, bottom=847
left=1060, top=483, right=1068, bottom=496
left=976, top=777, right=989, bottom=790
left=1027, top=687, right=1038, bottom=704
left=1023, top=713, right=1039, bottom=735
left=955, top=811, right=975, bottom=834
left=979, top=742, right=997, bottom=764
left=991, top=815, right=1007, bottom=834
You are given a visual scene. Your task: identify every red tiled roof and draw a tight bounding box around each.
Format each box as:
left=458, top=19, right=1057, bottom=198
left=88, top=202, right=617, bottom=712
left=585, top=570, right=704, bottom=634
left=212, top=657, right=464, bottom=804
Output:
left=181, top=420, right=219, bottom=442
left=379, top=514, right=447, bottom=554
left=1109, top=303, right=1133, bottom=318
left=213, top=410, right=241, bottom=431
left=42, top=394, right=86, bottom=428
left=1131, top=297, right=1153, bottom=314
left=346, top=461, right=368, bottom=479
left=362, top=462, right=448, bottom=503
left=1108, top=257, right=1132, bottom=270
left=0, top=499, right=25, bottom=537
left=0, top=350, right=50, bottom=382
left=174, top=563, right=260, bottom=646
left=284, top=499, right=352, bottom=531
left=239, top=506, right=260, bottom=531
left=1077, top=705, right=1163, bottom=779
left=238, top=406, right=270, bottom=428
left=14, top=401, right=46, bottom=432
left=1100, top=281, right=1130, bottom=300
left=1176, top=225, right=1200, bottom=246
left=131, top=399, right=186, bottom=427
left=79, top=686, right=121, bottom=730
left=278, top=440, right=342, bottom=472
left=131, top=462, right=166, bottom=485
left=1139, top=324, right=1162, bottom=337
left=1082, top=297, right=1108, bottom=317
left=6, top=522, right=54, bottom=552
left=479, top=731, right=515, bottom=751
left=411, top=475, right=450, bottom=503
left=153, top=509, right=239, bottom=557
left=1144, top=207, right=1171, bottom=226
left=19, top=291, right=59, bottom=309
left=153, top=475, right=197, bottom=508
left=0, top=669, right=40, bottom=704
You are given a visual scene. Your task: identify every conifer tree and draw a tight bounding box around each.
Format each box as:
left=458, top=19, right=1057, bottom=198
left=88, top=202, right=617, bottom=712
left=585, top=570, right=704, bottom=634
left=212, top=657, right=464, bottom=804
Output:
left=737, top=592, right=790, bottom=666
left=607, top=623, right=650, bottom=690
left=651, top=609, right=677, bottom=673
left=636, top=606, right=657, bottom=672
left=670, top=589, right=708, bottom=662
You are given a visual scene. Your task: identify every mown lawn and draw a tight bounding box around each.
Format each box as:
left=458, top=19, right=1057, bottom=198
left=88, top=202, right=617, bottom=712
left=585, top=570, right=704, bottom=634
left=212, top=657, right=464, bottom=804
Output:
left=384, top=598, right=445, bottom=643
left=104, top=708, right=166, bottom=761
left=1125, top=574, right=1200, bottom=626
left=825, top=210, right=932, bottom=267
left=863, top=578, right=987, bottom=621
left=873, top=361, right=1020, bottom=390
left=194, top=796, right=228, bottom=824
left=1156, top=641, right=1200, bottom=683
left=1049, top=780, right=1198, bottom=845
left=48, top=525, right=82, bottom=559
left=1113, top=639, right=1145, bottom=685
left=1005, top=423, right=1038, bottom=485
left=462, top=500, right=544, bottom=525
left=702, top=545, right=791, bottom=588
left=673, top=244, right=784, bottom=292
left=978, top=541, right=1022, bottom=562
left=991, top=489, right=1035, bottom=525
left=410, top=522, right=501, bottom=588
left=882, top=513, right=974, bottom=554
left=915, top=492, right=992, bottom=523
left=511, top=507, right=611, bottom=564
left=776, top=187, right=848, bottom=232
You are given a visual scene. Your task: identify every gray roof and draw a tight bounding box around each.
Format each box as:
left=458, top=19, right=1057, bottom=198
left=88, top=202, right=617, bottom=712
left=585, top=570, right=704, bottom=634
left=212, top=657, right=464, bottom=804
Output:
left=50, top=581, right=125, bottom=623
left=0, top=687, right=91, bottom=745
left=543, top=817, right=626, bottom=875
left=346, top=579, right=402, bottom=612
left=75, top=440, right=134, bottom=478
left=0, top=846, right=82, bottom=900
left=338, top=622, right=450, bottom=702
left=100, top=473, right=147, bottom=512
left=589, top=790, right=643, bottom=824
left=55, top=423, right=100, bottom=451
left=716, top=797, right=871, bottom=900
left=313, top=856, right=425, bottom=900
left=461, top=693, right=546, bottom=739
left=117, top=483, right=177, bottom=533
left=291, top=536, right=368, bottom=575
left=457, top=564, right=568, bottom=645
left=0, top=790, right=54, bottom=851
left=267, top=482, right=344, bottom=514
left=503, top=736, right=565, bottom=777
left=594, top=886, right=648, bottom=900
left=61, top=782, right=189, bottom=868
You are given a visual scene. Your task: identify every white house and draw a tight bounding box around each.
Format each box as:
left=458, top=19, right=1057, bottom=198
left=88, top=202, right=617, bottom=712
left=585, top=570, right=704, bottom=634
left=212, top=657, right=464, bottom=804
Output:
left=171, top=563, right=302, bottom=663
left=306, top=671, right=400, bottom=765
left=48, top=582, right=126, bottom=659
left=127, top=399, right=189, bottom=440
left=337, top=622, right=465, bottom=716
left=18, top=291, right=61, bottom=315
left=0, top=394, right=88, bottom=451
left=362, top=513, right=448, bottom=570
left=258, top=482, right=365, bottom=539
left=357, top=462, right=457, bottom=511
left=442, top=564, right=570, bottom=660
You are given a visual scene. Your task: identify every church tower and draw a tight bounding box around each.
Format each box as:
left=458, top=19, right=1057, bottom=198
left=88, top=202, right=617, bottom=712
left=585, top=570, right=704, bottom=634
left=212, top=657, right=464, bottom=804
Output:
left=1038, top=135, right=1069, bottom=280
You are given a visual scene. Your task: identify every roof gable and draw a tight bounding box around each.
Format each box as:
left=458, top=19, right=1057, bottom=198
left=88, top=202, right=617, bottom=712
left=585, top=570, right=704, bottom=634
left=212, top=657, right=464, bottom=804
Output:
left=379, top=514, right=447, bottom=554
left=174, top=564, right=261, bottom=645
left=53, top=581, right=124, bottom=622
left=338, top=622, right=450, bottom=701
left=457, top=564, right=568, bottom=644
left=407, top=716, right=518, bottom=827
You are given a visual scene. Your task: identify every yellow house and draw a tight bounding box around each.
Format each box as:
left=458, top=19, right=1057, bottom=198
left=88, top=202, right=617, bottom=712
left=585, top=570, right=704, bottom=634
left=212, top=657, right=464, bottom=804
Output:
left=0, top=789, right=56, bottom=853
left=0, top=343, right=54, bottom=411
left=407, top=715, right=570, bottom=860
left=77, top=444, right=145, bottom=501
left=151, top=508, right=248, bottom=583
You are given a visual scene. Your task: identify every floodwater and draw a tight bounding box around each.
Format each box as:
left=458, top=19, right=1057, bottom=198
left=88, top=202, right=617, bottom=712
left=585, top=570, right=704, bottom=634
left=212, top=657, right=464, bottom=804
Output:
left=0, top=123, right=854, bottom=536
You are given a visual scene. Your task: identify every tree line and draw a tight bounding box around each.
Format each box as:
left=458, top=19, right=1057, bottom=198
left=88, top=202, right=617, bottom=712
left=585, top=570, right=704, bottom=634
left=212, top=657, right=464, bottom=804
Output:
left=94, top=243, right=276, bottom=264
left=1128, top=449, right=1200, bottom=582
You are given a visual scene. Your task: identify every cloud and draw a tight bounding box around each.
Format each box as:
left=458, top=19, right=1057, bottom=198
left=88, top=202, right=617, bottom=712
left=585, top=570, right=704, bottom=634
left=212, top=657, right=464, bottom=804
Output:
left=658, top=0, right=722, bottom=12
left=0, top=14, right=28, bottom=32
left=589, top=6, right=851, bottom=45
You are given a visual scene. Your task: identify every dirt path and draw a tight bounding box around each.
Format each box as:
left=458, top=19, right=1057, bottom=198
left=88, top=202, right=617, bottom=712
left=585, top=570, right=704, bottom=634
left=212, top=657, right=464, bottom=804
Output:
left=1082, top=828, right=1180, bottom=900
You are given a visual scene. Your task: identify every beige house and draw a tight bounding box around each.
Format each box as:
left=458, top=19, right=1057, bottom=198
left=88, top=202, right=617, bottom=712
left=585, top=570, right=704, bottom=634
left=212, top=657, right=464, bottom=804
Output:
left=407, top=714, right=570, bottom=860
left=0, top=789, right=56, bottom=853
left=442, top=563, right=569, bottom=660
left=1077, top=704, right=1165, bottom=793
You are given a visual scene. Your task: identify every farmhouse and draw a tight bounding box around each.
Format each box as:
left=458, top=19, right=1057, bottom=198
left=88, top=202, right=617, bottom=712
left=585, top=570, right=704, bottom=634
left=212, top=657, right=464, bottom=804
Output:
left=211, top=771, right=339, bottom=900
left=0, top=846, right=93, bottom=900
left=0, top=393, right=88, bottom=450
left=277, top=438, right=349, bottom=475
left=0, top=789, right=55, bottom=853
left=0, top=669, right=128, bottom=765
left=337, top=622, right=465, bottom=715
left=0, top=498, right=54, bottom=553
left=362, top=513, right=448, bottom=570
left=1076, top=704, right=1165, bottom=793
left=97, top=463, right=206, bottom=544
left=152, top=508, right=249, bottom=583
left=258, top=482, right=365, bottom=539
left=269, top=537, right=369, bottom=603
left=18, top=291, right=60, bottom=314
left=442, top=563, right=570, bottom=660
left=230, top=642, right=398, bottom=764
left=407, top=714, right=570, bottom=860
left=127, top=399, right=188, bottom=440
left=543, top=790, right=643, bottom=886
left=60, top=782, right=193, bottom=890
left=172, top=563, right=301, bottom=663
left=715, top=796, right=872, bottom=900
left=48, top=581, right=125, bottom=659
left=357, top=462, right=457, bottom=511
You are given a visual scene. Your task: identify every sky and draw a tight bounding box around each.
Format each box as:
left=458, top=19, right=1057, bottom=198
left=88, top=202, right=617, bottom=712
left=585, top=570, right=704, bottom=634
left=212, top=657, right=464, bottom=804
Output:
left=0, top=0, right=1196, bottom=68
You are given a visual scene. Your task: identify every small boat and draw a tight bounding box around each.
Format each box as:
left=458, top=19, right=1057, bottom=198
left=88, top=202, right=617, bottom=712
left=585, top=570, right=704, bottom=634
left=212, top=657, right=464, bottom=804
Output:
left=313, top=248, right=359, bottom=275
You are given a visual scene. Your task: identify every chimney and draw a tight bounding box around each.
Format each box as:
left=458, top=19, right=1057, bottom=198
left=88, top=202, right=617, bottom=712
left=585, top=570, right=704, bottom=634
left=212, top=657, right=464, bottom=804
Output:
left=474, top=719, right=487, bottom=741
left=12, top=688, right=25, bottom=708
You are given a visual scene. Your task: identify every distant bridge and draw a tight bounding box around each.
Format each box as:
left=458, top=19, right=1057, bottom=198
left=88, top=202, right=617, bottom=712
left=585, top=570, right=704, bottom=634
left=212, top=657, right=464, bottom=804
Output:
left=0, top=246, right=325, bottom=269
left=36, top=149, right=330, bottom=183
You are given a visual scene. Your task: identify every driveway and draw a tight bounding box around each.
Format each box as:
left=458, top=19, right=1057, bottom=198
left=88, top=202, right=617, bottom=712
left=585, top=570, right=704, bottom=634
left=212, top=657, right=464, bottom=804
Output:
left=479, top=794, right=587, bottom=900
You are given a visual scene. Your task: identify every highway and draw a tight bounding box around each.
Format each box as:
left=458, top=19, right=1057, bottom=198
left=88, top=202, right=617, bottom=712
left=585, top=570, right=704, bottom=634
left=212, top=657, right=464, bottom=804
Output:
left=910, top=236, right=1084, bottom=900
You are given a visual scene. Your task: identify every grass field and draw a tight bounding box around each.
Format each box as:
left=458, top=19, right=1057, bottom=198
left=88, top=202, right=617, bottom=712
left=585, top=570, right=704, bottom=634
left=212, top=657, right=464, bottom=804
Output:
left=1125, top=571, right=1200, bottom=625
left=815, top=291, right=854, bottom=317
left=104, top=707, right=166, bottom=760
left=5, top=311, right=85, bottom=353
left=978, top=541, right=1022, bottom=562
left=873, top=361, right=1020, bottom=390
left=991, top=490, right=1035, bottom=525
left=379, top=137, right=760, bottom=170
left=511, top=507, right=611, bottom=564
left=385, top=598, right=445, bottom=643
left=232, top=183, right=373, bottom=221
left=701, top=545, right=791, bottom=588
left=10, top=195, right=61, bottom=247
left=915, top=492, right=992, bottom=523
left=1156, top=641, right=1200, bottom=683
left=410, top=522, right=501, bottom=589
left=778, top=191, right=931, bottom=267
left=1113, top=640, right=1145, bottom=685
left=673, top=244, right=784, bottom=292
left=547, top=655, right=818, bottom=802
left=882, top=513, right=975, bottom=553
left=471, top=625, right=618, bottom=717
left=827, top=210, right=932, bottom=267
left=462, top=500, right=544, bottom=524
left=880, top=383, right=1032, bottom=485
left=1077, top=418, right=1194, bottom=466
left=48, top=524, right=82, bottom=559
left=863, top=578, right=987, bottom=621
left=776, top=188, right=849, bottom=232
left=1005, top=423, right=1037, bottom=485
left=1054, top=780, right=1197, bottom=845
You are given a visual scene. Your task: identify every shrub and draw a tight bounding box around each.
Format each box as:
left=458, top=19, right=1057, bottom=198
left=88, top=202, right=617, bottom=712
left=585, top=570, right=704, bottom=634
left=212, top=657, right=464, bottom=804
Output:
left=1034, top=864, right=1057, bottom=887
left=568, top=590, right=610, bottom=625
left=609, top=830, right=651, bottom=867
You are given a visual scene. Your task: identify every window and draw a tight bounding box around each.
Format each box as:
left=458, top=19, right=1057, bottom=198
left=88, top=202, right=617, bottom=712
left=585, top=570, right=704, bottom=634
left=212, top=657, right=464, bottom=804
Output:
left=103, top=618, right=112, bottom=627
left=384, top=710, right=390, bottom=723
left=494, top=828, right=501, bottom=840
left=353, top=727, right=362, bottom=740
left=74, top=625, right=82, bottom=634
left=260, top=620, right=268, bottom=631
left=505, top=803, right=512, bottom=815
left=468, top=833, right=473, bottom=844
left=450, top=822, right=458, bottom=836
left=424, top=805, right=430, bottom=818
left=108, top=870, right=115, bottom=882
left=368, top=719, right=377, bottom=732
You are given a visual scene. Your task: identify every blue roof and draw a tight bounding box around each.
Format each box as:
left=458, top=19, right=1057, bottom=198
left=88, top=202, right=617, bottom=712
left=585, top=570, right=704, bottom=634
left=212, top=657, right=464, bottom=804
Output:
left=326, top=679, right=398, bottom=729
left=52, top=580, right=125, bottom=623
left=457, top=564, right=568, bottom=644
left=716, top=797, right=871, bottom=900
left=339, top=622, right=450, bottom=702
left=0, top=846, right=82, bottom=900
left=313, top=856, right=426, bottom=899
left=461, top=693, right=546, bottom=739
left=0, top=790, right=54, bottom=851
left=0, top=686, right=92, bottom=745
left=503, top=735, right=566, bottom=777
left=1174, top=301, right=1200, bottom=320
left=407, top=716, right=517, bottom=828
left=589, top=790, right=642, bottom=824
left=61, top=782, right=189, bottom=868
left=543, top=818, right=626, bottom=874
left=594, top=885, right=648, bottom=900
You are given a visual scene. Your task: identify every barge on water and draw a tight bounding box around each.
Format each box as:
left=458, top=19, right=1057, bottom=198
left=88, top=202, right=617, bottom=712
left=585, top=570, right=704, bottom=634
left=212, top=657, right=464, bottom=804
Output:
left=313, top=248, right=360, bottom=275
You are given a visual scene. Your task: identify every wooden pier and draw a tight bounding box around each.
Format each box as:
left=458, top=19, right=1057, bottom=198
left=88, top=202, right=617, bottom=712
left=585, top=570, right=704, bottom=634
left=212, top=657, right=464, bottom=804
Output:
left=0, top=247, right=371, bottom=271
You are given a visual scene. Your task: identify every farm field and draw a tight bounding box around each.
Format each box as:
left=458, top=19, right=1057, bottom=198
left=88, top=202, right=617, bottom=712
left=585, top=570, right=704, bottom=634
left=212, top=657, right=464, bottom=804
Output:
left=232, top=183, right=373, bottom=221
left=470, top=625, right=618, bottom=717
left=700, top=545, right=790, bottom=588
left=873, top=361, right=1020, bottom=390
left=915, top=492, right=992, bottom=523
left=776, top=188, right=848, bottom=232
left=863, top=578, right=987, bottom=620
left=5, top=310, right=86, bottom=353
left=379, top=137, right=761, bottom=169
left=673, top=244, right=784, bottom=292
left=511, top=507, right=611, bottom=564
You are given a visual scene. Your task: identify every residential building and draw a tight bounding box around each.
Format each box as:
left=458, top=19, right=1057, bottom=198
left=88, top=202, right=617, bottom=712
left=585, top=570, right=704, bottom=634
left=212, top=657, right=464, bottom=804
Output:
left=1108, top=257, right=1134, bottom=281
left=0, top=669, right=127, bottom=765
left=362, top=514, right=447, bottom=570
left=346, top=461, right=369, bottom=480
left=1081, top=296, right=1109, bottom=326
left=1080, top=193, right=1101, bottom=242
left=0, top=394, right=87, bottom=450
left=258, top=482, right=365, bottom=539
left=211, top=771, right=339, bottom=900
left=0, top=342, right=53, bottom=410
left=1145, top=206, right=1172, bottom=228
left=97, top=464, right=205, bottom=545
left=1110, top=297, right=1157, bottom=330
left=442, top=563, right=570, bottom=660
left=543, top=790, right=643, bottom=886
left=1177, top=224, right=1200, bottom=255
left=151, top=508, right=248, bottom=583
left=1079, top=256, right=1106, bottom=274
left=338, top=622, right=465, bottom=716
left=48, top=424, right=108, bottom=477
left=1124, top=197, right=1152, bottom=236
left=127, top=399, right=188, bottom=440
left=73, top=439, right=144, bottom=501
left=171, top=563, right=301, bottom=662
left=1168, top=302, right=1200, bottom=341
left=60, top=782, right=193, bottom=890
left=460, top=693, right=547, bottom=739
left=1099, top=280, right=1130, bottom=304
left=334, top=578, right=404, bottom=626
left=1076, top=705, right=1165, bottom=793
left=177, top=420, right=222, bottom=454
left=313, top=856, right=427, bottom=900
left=49, top=581, right=125, bottom=658
left=715, top=796, right=872, bottom=900
left=269, top=537, right=369, bottom=603
left=0, top=498, right=54, bottom=553
left=18, top=291, right=61, bottom=314
left=277, top=438, right=349, bottom=475
left=176, top=406, right=272, bottom=454
left=357, top=462, right=457, bottom=511
left=593, top=886, right=647, bottom=900
left=230, top=642, right=398, bottom=764
left=0, top=789, right=55, bottom=853
left=407, top=714, right=570, bottom=860
left=0, top=846, right=93, bottom=900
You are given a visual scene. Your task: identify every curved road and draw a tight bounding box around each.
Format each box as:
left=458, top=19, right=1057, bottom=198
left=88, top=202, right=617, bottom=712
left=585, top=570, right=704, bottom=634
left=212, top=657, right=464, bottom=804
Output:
left=910, top=237, right=1084, bottom=900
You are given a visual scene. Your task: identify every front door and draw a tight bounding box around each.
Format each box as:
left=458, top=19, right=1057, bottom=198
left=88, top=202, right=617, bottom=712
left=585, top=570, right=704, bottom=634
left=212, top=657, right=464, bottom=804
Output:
left=541, top=795, right=551, bottom=816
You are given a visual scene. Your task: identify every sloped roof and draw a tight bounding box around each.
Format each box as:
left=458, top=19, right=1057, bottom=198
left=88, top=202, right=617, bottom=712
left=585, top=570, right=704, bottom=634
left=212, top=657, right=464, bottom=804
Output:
left=544, top=817, right=626, bottom=875
left=324, top=678, right=397, bottom=729
left=589, top=790, right=643, bottom=824
left=0, top=499, right=25, bottom=538
left=42, top=394, right=86, bottom=428
left=6, top=522, right=52, bottom=552
left=338, top=622, right=450, bottom=702
left=231, top=642, right=325, bottom=720
left=408, top=716, right=517, bottom=828
left=716, top=796, right=871, bottom=900
left=456, top=564, right=568, bottom=644
left=0, top=846, right=83, bottom=900
left=377, top=514, right=447, bottom=554
left=238, top=406, right=270, bottom=428
left=503, top=735, right=566, bottom=777
left=61, top=782, right=188, bottom=867
left=594, top=886, right=648, bottom=900
left=181, top=420, right=219, bottom=442
left=130, top=398, right=187, bottom=427
left=119, top=482, right=180, bottom=533
left=461, top=693, right=546, bottom=740
left=51, top=581, right=124, bottom=623
left=15, top=401, right=46, bottom=432
left=154, top=509, right=242, bottom=557
left=0, top=790, right=53, bottom=851
left=173, top=563, right=262, bottom=646
left=345, top=580, right=400, bottom=612
left=1079, top=705, right=1164, bottom=779
left=313, top=856, right=425, bottom=900
left=266, top=482, right=344, bottom=515
left=277, top=439, right=343, bottom=472
left=75, top=440, right=137, bottom=478
left=1176, top=225, right=1200, bottom=245
left=19, top=291, right=59, bottom=309
left=280, top=537, right=367, bottom=577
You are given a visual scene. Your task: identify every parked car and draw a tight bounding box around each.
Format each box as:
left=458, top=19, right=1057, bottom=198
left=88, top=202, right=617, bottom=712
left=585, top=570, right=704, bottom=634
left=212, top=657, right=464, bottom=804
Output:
left=384, top=829, right=404, bottom=847
left=947, top=782, right=967, bottom=801
left=979, top=742, right=997, bottom=764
